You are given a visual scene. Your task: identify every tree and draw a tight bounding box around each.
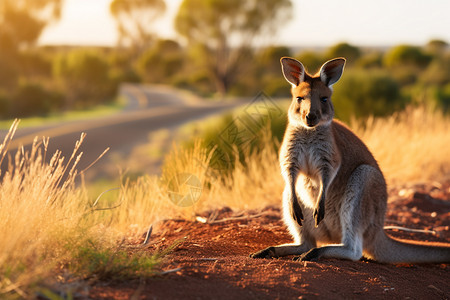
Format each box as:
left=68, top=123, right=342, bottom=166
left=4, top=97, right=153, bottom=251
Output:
left=325, top=43, right=361, bottom=64
left=136, top=39, right=185, bottom=83
left=383, top=45, right=432, bottom=69
left=174, top=0, right=292, bottom=96
left=110, top=0, right=166, bottom=51
left=0, top=0, right=62, bottom=52
left=295, top=51, right=324, bottom=73
left=426, top=39, right=448, bottom=55
left=332, top=71, right=403, bottom=121
left=53, top=50, right=116, bottom=108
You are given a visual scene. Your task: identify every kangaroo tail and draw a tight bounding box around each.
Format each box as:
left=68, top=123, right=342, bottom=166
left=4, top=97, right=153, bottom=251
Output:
left=367, top=231, right=450, bottom=264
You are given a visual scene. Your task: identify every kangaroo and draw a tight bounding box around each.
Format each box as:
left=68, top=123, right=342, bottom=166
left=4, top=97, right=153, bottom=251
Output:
left=250, top=57, right=450, bottom=263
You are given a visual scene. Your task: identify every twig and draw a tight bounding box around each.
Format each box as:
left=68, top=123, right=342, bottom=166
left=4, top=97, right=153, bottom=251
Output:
left=384, top=225, right=437, bottom=235
left=91, top=201, right=123, bottom=212
left=160, top=267, right=182, bottom=275
left=1, top=277, right=27, bottom=298
left=205, top=211, right=268, bottom=224
left=79, top=147, right=110, bottom=175
left=199, top=258, right=219, bottom=261
left=142, top=225, right=153, bottom=245
left=92, top=187, right=120, bottom=207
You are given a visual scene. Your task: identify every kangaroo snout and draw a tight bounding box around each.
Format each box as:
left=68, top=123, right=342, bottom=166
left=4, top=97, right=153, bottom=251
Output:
left=305, top=113, right=318, bottom=127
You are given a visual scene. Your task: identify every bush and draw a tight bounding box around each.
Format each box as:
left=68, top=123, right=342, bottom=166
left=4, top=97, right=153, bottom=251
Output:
left=0, top=55, right=18, bottom=89
left=420, top=55, right=450, bottom=86
left=136, top=39, right=185, bottom=84
left=180, top=100, right=288, bottom=175
left=356, top=52, right=383, bottom=69
left=53, top=49, right=117, bottom=108
left=10, top=81, right=63, bottom=117
left=263, top=77, right=291, bottom=97
left=383, top=45, right=432, bottom=69
left=433, top=84, right=450, bottom=112
left=332, top=70, right=404, bottom=121
left=294, top=51, right=324, bottom=73
left=325, top=42, right=361, bottom=64
left=257, top=46, right=292, bottom=74
left=0, top=90, right=10, bottom=118
left=18, top=50, right=52, bottom=78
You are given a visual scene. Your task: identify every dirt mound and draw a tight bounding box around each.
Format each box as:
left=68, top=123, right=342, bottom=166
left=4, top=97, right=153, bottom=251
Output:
left=89, top=182, right=450, bottom=299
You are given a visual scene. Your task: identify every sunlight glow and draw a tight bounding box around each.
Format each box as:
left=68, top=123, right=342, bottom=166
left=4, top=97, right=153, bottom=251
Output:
left=39, top=0, right=450, bottom=47
left=39, top=0, right=118, bottom=46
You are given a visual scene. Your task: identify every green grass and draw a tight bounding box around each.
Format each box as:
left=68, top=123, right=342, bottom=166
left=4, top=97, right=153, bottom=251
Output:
left=69, top=241, right=161, bottom=281
left=168, top=99, right=290, bottom=175
left=0, top=96, right=126, bottom=130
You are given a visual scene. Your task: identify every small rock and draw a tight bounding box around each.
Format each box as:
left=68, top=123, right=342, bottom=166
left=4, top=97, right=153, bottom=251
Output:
left=399, top=189, right=413, bottom=197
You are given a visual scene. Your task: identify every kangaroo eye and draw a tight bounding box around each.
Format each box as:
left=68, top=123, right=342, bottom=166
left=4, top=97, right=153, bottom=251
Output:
left=297, top=96, right=304, bottom=103
left=320, top=97, right=328, bottom=103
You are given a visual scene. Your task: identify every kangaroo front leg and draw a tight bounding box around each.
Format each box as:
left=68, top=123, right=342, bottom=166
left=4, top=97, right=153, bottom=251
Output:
left=313, top=167, right=334, bottom=227
left=283, top=163, right=303, bottom=226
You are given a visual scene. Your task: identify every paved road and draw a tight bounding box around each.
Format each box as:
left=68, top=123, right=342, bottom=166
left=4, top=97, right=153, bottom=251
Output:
left=0, top=84, right=242, bottom=180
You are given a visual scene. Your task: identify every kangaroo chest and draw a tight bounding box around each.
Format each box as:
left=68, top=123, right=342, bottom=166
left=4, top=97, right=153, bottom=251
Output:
left=287, top=129, right=337, bottom=209
left=292, top=131, right=334, bottom=175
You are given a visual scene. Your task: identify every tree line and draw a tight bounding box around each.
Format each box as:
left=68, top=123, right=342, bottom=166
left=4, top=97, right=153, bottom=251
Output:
left=0, top=0, right=448, bottom=120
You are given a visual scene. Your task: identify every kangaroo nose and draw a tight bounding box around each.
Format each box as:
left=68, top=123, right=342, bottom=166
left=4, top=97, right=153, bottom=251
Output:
left=306, top=113, right=318, bottom=127
left=306, top=113, right=317, bottom=122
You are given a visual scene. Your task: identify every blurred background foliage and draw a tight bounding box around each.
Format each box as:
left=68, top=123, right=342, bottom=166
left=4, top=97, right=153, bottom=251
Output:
left=0, top=0, right=448, bottom=121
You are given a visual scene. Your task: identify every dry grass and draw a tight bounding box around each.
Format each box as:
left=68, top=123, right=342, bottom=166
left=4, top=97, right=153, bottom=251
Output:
left=0, top=121, right=92, bottom=296
left=0, top=106, right=448, bottom=296
left=0, top=121, right=157, bottom=297
left=158, top=106, right=450, bottom=214
left=352, top=106, right=450, bottom=185
left=124, top=105, right=450, bottom=221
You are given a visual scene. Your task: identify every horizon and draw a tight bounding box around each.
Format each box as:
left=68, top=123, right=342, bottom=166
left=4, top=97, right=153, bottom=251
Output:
left=39, top=0, right=450, bottom=48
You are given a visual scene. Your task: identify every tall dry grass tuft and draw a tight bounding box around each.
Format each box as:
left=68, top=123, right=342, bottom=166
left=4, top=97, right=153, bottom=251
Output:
left=208, top=130, right=283, bottom=210
left=352, top=106, right=450, bottom=186
left=103, top=140, right=216, bottom=236
left=0, top=121, right=93, bottom=296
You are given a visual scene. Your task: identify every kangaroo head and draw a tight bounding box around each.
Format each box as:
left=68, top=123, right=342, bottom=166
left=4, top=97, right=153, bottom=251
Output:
left=280, top=57, right=346, bottom=129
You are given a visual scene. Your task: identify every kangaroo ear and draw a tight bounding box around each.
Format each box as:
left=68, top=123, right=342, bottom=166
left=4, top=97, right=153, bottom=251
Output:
left=319, top=58, right=346, bottom=87
left=280, top=57, right=305, bottom=86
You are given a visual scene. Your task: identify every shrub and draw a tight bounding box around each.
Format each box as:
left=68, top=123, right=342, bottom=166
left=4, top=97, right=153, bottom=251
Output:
left=325, top=42, right=361, bottom=64
left=10, top=80, right=63, bottom=117
left=53, top=49, right=117, bottom=108
left=332, top=70, right=404, bottom=121
left=136, top=39, right=185, bottom=84
left=383, top=45, right=432, bottom=69
left=0, top=56, right=18, bottom=89
left=356, top=52, right=383, bottom=69
left=0, top=90, right=10, bottom=118
left=294, top=51, right=324, bottom=73
left=432, top=84, right=450, bottom=112
left=177, top=99, right=288, bottom=176
left=420, top=54, right=450, bottom=86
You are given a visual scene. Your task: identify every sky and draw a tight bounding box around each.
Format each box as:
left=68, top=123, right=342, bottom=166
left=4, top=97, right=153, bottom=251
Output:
left=39, top=0, right=450, bottom=47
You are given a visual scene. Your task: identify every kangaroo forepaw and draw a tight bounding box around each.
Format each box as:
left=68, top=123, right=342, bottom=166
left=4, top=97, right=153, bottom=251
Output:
left=291, top=198, right=304, bottom=226
left=313, top=205, right=325, bottom=227
left=250, top=246, right=277, bottom=259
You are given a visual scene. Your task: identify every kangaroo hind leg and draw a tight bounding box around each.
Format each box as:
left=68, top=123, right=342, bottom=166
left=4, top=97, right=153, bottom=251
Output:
left=297, top=165, right=378, bottom=262
left=250, top=241, right=313, bottom=259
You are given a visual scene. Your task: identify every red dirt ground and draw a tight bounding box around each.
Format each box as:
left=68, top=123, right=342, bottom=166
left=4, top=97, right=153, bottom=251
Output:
left=89, top=181, right=450, bottom=300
